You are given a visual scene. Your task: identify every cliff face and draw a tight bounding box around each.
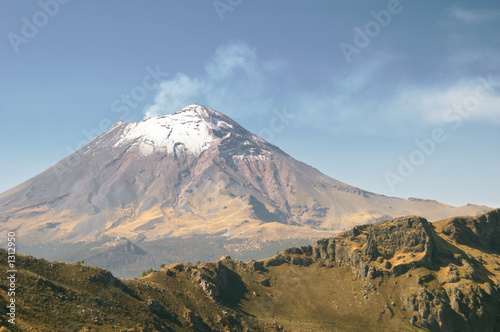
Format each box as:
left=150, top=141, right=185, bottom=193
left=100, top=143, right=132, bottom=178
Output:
left=312, top=216, right=434, bottom=277
left=2, top=210, right=500, bottom=331
left=441, top=209, right=500, bottom=251
left=276, top=210, right=500, bottom=331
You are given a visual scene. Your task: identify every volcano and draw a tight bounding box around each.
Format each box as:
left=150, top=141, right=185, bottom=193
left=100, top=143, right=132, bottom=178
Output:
left=0, top=104, right=490, bottom=275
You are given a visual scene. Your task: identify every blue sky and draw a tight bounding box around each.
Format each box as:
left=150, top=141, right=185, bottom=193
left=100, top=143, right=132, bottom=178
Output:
left=1, top=0, right=499, bottom=208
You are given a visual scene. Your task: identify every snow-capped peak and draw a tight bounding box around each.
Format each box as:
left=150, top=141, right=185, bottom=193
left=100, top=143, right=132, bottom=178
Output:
left=113, top=104, right=235, bottom=156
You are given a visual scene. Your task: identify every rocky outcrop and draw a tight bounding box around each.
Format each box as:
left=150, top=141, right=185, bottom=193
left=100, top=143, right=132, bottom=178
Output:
left=442, top=209, right=500, bottom=251
left=192, top=261, right=230, bottom=301
left=258, top=217, right=436, bottom=285
left=399, top=282, right=500, bottom=331
left=183, top=309, right=212, bottom=332
left=288, top=216, right=436, bottom=279
left=189, top=257, right=248, bottom=309
left=260, top=212, right=500, bottom=331
left=147, top=299, right=178, bottom=323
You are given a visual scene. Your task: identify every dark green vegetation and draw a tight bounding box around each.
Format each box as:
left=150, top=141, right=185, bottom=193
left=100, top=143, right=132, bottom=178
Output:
left=1, top=209, right=500, bottom=331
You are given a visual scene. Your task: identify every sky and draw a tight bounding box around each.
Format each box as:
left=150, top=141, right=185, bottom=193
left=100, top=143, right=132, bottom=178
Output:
left=1, top=0, right=499, bottom=208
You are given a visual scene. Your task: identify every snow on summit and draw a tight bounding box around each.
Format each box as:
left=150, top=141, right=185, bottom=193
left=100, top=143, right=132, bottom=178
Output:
left=114, top=104, right=233, bottom=156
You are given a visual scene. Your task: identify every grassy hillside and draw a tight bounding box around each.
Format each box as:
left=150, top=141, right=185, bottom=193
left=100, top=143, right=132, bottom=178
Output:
left=1, top=209, right=499, bottom=331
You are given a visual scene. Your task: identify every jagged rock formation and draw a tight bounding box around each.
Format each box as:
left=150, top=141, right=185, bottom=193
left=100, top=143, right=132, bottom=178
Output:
left=441, top=209, right=500, bottom=250
left=313, top=215, right=435, bottom=278
left=265, top=209, right=500, bottom=331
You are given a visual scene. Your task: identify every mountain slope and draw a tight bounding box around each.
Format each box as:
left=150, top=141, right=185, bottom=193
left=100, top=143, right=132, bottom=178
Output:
left=0, top=104, right=490, bottom=245
left=2, top=209, right=499, bottom=331
left=0, top=104, right=491, bottom=277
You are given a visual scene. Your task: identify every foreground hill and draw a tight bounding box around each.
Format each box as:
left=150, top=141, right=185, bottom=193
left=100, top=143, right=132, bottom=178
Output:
left=1, top=209, right=499, bottom=331
left=0, top=104, right=491, bottom=276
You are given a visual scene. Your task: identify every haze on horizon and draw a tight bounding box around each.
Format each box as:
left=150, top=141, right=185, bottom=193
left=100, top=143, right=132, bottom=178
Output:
left=1, top=1, right=499, bottom=208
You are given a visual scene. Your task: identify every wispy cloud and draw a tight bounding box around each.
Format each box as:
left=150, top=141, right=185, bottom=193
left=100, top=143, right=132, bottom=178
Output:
left=289, top=57, right=393, bottom=133
left=144, top=74, right=204, bottom=119
left=446, top=48, right=500, bottom=71
left=447, top=5, right=500, bottom=25
left=292, top=73, right=500, bottom=135
left=142, top=41, right=287, bottom=119
left=144, top=41, right=500, bottom=136
left=392, top=78, right=500, bottom=125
